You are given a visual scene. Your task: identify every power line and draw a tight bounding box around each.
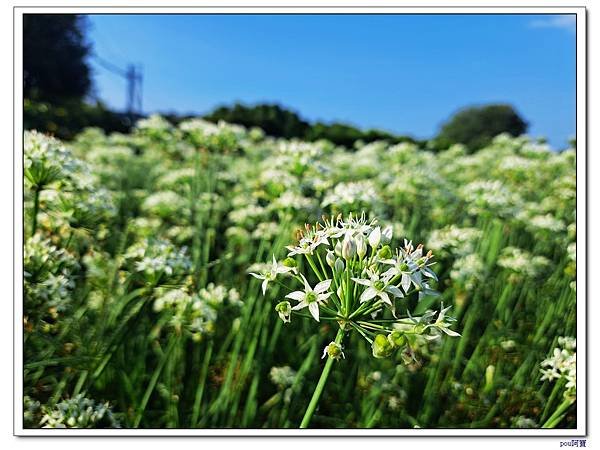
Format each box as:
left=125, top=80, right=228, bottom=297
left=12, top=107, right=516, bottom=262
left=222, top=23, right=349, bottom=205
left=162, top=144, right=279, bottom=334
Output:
left=90, top=53, right=143, bottom=119
left=92, top=54, right=128, bottom=78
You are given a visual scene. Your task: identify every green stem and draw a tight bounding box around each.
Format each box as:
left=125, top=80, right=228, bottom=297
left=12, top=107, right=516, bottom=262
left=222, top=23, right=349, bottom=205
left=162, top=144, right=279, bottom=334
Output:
left=191, top=340, right=214, bottom=427
left=541, top=397, right=574, bottom=428
left=316, top=252, right=329, bottom=279
left=353, top=300, right=384, bottom=319
left=306, top=254, right=324, bottom=282
left=349, top=321, right=374, bottom=343
left=299, top=327, right=344, bottom=428
left=133, top=337, right=177, bottom=428
left=345, top=263, right=351, bottom=315
left=31, top=186, right=41, bottom=237
left=292, top=311, right=338, bottom=321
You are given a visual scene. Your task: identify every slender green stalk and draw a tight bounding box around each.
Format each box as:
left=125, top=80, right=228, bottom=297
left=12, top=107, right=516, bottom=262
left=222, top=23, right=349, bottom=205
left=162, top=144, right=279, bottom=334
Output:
left=542, top=398, right=574, bottom=428
left=299, top=327, right=345, bottom=429
left=306, top=254, right=324, bottom=281
left=190, top=340, right=214, bottom=427
left=133, top=337, right=177, bottom=428
left=31, top=186, right=41, bottom=237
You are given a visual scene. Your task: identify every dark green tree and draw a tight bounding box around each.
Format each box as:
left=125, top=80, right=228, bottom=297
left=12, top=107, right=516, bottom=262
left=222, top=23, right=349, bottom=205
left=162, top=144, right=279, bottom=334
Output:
left=305, top=122, right=363, bottom=148
left=23, top=14, right=91, bottom=102
left=434, top=104, right=528, bottom=152
left=306, top=122, right=420, bottom=148
left=204, top=102, right=420, bottom=148
left=204, top=103, right=310, bottom=139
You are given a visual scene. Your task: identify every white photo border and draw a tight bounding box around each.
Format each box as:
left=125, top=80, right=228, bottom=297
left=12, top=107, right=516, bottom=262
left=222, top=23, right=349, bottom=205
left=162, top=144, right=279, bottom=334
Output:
left=13, top=4, right=587, bottom=437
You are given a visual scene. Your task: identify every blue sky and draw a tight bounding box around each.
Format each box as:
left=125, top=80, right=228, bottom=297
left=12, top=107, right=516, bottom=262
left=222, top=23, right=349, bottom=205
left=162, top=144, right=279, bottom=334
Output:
left=86, top=14, right=576, bottom=149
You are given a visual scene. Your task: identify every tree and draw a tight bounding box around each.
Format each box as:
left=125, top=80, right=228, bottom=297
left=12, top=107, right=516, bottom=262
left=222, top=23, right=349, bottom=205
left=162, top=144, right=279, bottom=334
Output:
left=23, top=14, right=92, bottom=102
left=434, top=104, right=528, bottom=152
left=204, top=102, right=420, bottom=149
left=204, top=103, right=310, bottom=139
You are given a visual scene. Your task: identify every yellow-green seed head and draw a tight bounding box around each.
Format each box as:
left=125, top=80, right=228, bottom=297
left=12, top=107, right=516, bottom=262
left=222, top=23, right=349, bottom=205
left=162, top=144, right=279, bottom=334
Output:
left=326, top=342, right=344, bottom=360
left=413, top=323, right=425, bottom=334
left=377, top=245, right=392, bottom=259
left=283, top=257, right=297, bottom=268
left=388, top=330, right=407, bottom=348
left=372, top=333, right=394, bottom=358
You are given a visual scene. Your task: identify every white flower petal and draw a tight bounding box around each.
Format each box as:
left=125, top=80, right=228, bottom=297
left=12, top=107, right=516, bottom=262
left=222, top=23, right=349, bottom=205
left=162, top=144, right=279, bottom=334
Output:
left=352, top=278, right=371, bottom=287
left=308, top=302, right=320, bottom=322
left=386, top=285, right=404, bottom=298
left=318, top=292, right=332, bottom=302
left=299, top=273, right=312, bottom=292
left=441, top=327, right=461, bottom=337
left=401, top=273, right=411, bottom=292
left=382, top=267, right=397, bottom=279
left=292, top=300, right=307, bottom=310
left=410, top=271, right=422, bottom=286
left=422, top=267, right=438, bottom=280
left=285, top=291, right=305, bottom=302
left=314, top=279, right=332, bottom=294
left=360, top=287, right=378, bottom=303
left=261, top=279, right=268, bottom=295
left=379, top=291, right=392, bottom=305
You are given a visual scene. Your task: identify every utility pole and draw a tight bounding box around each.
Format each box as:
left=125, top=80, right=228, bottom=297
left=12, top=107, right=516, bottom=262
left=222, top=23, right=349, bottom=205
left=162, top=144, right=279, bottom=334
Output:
left=93, top=54, right=143, bottom=123
left=126, top=64, right=143, bottom=121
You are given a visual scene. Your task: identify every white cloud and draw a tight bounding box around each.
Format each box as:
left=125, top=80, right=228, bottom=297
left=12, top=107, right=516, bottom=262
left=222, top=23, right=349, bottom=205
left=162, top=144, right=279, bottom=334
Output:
left=530, top=15, right=576, bottom=33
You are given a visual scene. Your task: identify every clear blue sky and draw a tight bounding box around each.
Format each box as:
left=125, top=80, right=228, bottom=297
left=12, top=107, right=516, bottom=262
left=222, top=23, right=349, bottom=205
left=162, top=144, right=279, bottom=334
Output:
left=86, top=14, right=576, bottom=149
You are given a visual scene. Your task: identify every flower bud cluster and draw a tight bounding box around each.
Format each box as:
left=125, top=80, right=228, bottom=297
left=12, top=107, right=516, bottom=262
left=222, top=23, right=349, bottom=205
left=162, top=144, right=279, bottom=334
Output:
left=153, top=284, right=241, bottom=341
left=124, top=238, right=192, bottom=286
left=269, top=366, right=297, bottom=389
left=371, top=303, right=460, bottom=359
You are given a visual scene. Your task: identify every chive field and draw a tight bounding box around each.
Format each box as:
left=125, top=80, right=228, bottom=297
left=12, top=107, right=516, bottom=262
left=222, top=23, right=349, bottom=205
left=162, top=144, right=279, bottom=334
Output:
left=23, top=117, right=576, bottom=429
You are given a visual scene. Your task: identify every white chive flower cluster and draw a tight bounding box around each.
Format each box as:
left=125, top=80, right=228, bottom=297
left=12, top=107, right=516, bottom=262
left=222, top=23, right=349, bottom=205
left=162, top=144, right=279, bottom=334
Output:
left=540, top=336, right=576, bottom=400
left=250, top=213, right=460, bottom=360
left=38, top=395, right=120, bottom=429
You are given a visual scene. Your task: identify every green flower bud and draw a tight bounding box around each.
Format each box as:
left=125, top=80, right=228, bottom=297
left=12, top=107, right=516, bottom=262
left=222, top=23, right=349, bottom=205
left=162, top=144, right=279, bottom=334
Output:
left=275, top=301, right=292, bottom=323
left=356, top=234, right=367, bottom=259
left=387, top=330, right=407, bottom=348
left=484, top=365, right=495, bottom=392
left=372, top=333, right=394, bottom=359
left=326, top=250, right=335, bottom=267
left=334, top=257, right=345, bottom=273
left=282, top=257, right=297, bottom=268
left=205, top=321, right=215, bottom=334
left=377, top=245, right=392, bottom=259
left=334, top=241, right=343, bottom=257
left=342, top=235, right=357, bottom=260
